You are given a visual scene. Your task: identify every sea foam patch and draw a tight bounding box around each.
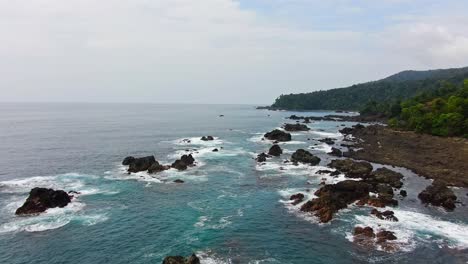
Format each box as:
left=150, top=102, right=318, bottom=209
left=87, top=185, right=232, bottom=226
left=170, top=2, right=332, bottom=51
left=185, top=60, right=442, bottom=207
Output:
left=353, top=208, right=468, bottom=250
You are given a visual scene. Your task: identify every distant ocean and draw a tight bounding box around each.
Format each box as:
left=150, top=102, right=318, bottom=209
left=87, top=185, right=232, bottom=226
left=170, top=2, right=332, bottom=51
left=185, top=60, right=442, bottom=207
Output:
left=0, top=103, right=467, bottom=263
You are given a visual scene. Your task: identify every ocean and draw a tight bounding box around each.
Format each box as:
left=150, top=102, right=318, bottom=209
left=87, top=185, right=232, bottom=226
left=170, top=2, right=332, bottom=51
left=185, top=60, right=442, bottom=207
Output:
left=0, top=103, right=467, bottom=264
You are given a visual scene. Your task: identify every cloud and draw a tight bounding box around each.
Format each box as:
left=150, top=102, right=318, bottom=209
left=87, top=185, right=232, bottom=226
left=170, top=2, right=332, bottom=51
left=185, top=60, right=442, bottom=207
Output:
left=0, top=0, right=466, bottom=103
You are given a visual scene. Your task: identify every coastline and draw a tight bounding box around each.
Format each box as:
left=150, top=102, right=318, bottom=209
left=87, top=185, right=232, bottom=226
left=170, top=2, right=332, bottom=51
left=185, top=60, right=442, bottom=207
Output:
left=345, top=125, right=468, bottom=187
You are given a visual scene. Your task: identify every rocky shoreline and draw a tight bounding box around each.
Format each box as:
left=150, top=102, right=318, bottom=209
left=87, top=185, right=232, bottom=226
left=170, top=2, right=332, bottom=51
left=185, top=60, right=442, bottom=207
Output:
left=342, top=124, right=468, bottom=187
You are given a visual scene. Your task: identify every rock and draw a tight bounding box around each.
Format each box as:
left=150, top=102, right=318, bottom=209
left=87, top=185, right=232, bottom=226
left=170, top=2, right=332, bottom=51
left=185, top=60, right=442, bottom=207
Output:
left=354, top=226, right=375, bottom=238
left=127, top=156, right=157, bottom=173
left=173, top=179, right=184, bottom=183
left=283, top=123, right=310, bottom=132
left=290, top=193, right=305, bottom=205
left=162, top=254, right=200, bottom=264
left=182, top=139, right=191, bottom=144
left=212, top=148, right=219, bottom=152
left=148, top=162, right=170, bottom=174
left=328, top=159, right=373, bottom=178
left=399, top=190, right=407, bottom=197
left=122, top=156, right=135, bottom=165
left=291, top=149, right=321, bottom=165
left=16, top=188, right=72, bottom=215
left=328, top=147, right=342, bottom=157
left=201, top=136, right=214, bottom=141
left=368, top=168, right=403, bottom=188
left=319, top=138, right=335, bottom=145
left=418, top=181, right=457, bottom=211
left=264, top=129, right=292, bottom=142
left=376, top=230, right=397, bottom=243
left=171, top=154, right=195, bottom=171
left=303, top=118, right=311, bottom=123
left=371, top=209, right=399, bottom=221
left=300, top=180, right=370, bottom=222
left=339, top=127, right=354, bottom=134
left=268, top=144, right=283, bottom=156
left=256, top=153, right=270, bottom=162
left=317, top=170, right=333, bottom=175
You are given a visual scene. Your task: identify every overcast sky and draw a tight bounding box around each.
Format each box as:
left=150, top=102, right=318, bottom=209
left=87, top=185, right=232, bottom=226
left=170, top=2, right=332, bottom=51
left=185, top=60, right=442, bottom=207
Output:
left=1, top=0, right=468, bottom=104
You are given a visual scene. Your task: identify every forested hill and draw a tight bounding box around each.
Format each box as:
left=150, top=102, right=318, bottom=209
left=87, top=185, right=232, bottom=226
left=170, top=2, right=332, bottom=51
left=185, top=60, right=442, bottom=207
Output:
left=270, top=66, right=468, bottom=111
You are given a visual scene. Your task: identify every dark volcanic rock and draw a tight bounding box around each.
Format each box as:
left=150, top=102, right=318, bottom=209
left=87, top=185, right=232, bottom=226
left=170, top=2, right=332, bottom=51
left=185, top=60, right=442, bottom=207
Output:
left=148, top=162, right=170, bottom=174
left=162, top=254, right=200, bottom=264
left=353, top=226, right=398, bottom=252
left=264, top=129, right=292, bottom=142
left=300, top=180, right=370, bottom=222
left=16, top=188, right=72, bottom=215
left=122, top=156, right=135, bottom=165
left=283, top=123, right=310, bottom=132
left=369, top=168, right=404, bottom=188
left=317, top=170, right=333, bottom=175
left=319, top=138, right=335, bottom=145
left=376, top=230, right=397, bottom=243
left=371, top=209, right=399, bottom=221
left=171, top=154, right=195, bottom=171
left=328, top=147, right=342, bottom=157
left=212, top=148, right=219, bottom=152
left=268, top=144, right=283, bottom=156
left=328, top=159, right=373, bottom=178
left=256, top=153, right=270, bottom=163
left=290, top=193, right=305, bottom=205
left=127, top=156, right=157, bottom=173
left=354, top=226, right=375, bottom=238
left=201, top=136, right=214, bottom=141
left=291, top=149, right=321, bottom=165
left=418, top=181, right=457, bottom=211
left=173, top=179, right=185, bottom=183
left=400, top=190, right=407, bottom=197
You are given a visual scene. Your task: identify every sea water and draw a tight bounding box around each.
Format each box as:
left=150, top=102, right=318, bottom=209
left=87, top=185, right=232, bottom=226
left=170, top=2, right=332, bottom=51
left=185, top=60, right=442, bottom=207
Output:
left=0, top=103, right=467, bottom=263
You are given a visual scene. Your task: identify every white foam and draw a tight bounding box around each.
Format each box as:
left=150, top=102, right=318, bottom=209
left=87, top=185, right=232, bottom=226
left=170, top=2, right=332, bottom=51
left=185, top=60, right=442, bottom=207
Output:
left=310, top=130, right=342, bottom=138
left=353, top=208, right=468, bottom=250
left=309, top=143, right=332, bottom=153
left=173, top=137, right=224, bottom=147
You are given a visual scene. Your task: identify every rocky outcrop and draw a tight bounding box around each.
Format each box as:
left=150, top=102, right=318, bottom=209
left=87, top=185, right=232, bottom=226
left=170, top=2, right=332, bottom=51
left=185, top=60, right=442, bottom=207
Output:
left=172, top=154, right=195, bottom=171
left=319, top=138, right=335, bottom=145
left=328, top=159, right=373, bottom=178
left=256, top=153, right=270, bottom=163
left=122, top=156, right=135, bottom=165
left=283, top=123, right=310, bottom=132
left=148, top=162, right=170, bottom=174
left=268, top=145, right=283, bottom=156
left=371, top=209, right=398, bottom=221
left=290, top=193, right=305, bottom=205
left=264, top=129, right=292, bottom=142
left=291, top=149, right=321, bottom=165
left=418, top=181, right=457, bottom=211
left=368, top=168, right=403, bottom=188
left=353, top=226, right=398, bottom=251
left=162, top=254, right=200, bottom=264
left=125, top=156, right=157, bottom=173
left=201, top=136, right=214, bottom=141
left=300, top=180, right=370, bottom=222
left=328, top=147, right=342, bottom=157
left=16, top=188, right=72, bottom=215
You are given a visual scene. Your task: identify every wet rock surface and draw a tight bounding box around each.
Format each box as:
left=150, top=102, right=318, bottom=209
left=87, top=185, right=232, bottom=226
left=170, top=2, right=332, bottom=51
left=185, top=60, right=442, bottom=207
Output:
left=418, top=180, right=457, bottom=211
left=16, top=188, right=72, bottom=215
left=291, top=149, right=321, bottom=165
left=264, top=129, right=292, bottom=142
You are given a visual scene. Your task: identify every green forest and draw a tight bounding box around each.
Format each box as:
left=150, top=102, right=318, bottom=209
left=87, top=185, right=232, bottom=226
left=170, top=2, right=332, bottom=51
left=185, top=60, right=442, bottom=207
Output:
left=271, top=67, right=468, bottom=111
left=362, top=79, right=468, bottom=137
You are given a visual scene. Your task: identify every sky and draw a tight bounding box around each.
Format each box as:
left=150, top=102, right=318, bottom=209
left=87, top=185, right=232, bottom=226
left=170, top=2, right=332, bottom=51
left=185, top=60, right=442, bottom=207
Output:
left=1, top=0, right=468, bottom=104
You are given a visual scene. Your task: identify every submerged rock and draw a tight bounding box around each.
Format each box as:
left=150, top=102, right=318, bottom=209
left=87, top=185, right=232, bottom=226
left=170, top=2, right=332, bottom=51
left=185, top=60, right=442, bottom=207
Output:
left=268, top=144, right=283, bottom=156
left=16, top=188, right=72, bottom=215
left=328, top=159, right=373, bottom=178
left=283, top=123, right=310, bottom=132
left=201, top=136, right=214, bottom=141
left=300, top=180, right=370, bottom=223
left=126, top=156, right=157, bottom=173
left=264, top=129, right=292, bottom=142
left=173, top=179, right=185, bottom=183
left=319, top=138, right=335, bottom=145
left=328, top=147, right=342, bottom=157
left=418, top=181, right=457, bottom=211
left=256, top=153, right=270, bottom=163
left=162, top=254, right=200, bottom=264
left=291, top=149, right=321, bottom=165
left=399, top=190, right=407, bottom=197
left=371, top=209, right=399, bottom=221
left=290, top=193, right=305, bottom=205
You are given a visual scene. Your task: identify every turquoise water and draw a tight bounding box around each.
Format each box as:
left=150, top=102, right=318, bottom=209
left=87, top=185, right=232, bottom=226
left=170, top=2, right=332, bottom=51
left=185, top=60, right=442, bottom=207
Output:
left=0, top=103, right=467, bottom=263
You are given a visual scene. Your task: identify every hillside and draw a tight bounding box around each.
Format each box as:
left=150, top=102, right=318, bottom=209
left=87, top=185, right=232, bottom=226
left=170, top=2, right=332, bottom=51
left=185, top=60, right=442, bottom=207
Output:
left=269, top=66, right=468, bottom=111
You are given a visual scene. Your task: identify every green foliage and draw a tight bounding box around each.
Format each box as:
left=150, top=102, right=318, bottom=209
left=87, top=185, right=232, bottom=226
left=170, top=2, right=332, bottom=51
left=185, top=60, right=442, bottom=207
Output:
left=271, top=67, right=468, bottom=110
left=382, top=79, right=468, bottom=137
